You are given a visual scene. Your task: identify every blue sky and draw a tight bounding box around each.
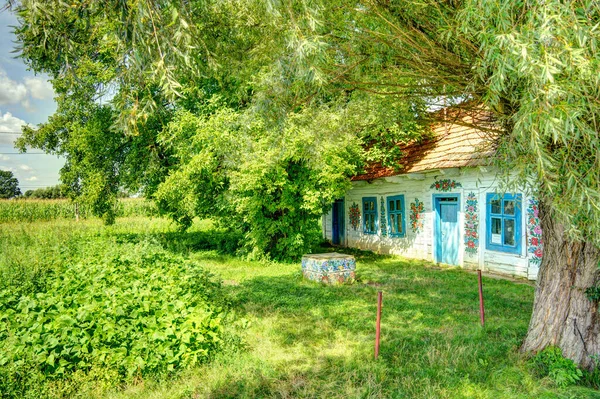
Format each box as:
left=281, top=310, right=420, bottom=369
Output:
left=0, top=9, right=63, bottom=192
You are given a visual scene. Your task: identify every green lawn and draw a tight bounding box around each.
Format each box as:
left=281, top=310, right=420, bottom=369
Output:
left=1, top=217, right=599, bottom=398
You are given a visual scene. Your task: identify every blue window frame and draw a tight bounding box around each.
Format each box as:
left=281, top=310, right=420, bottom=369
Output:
left=486, top=193, right=522, bottom=254
left=387, top=195, right=406, bottom=237
left=362, top=197, right=378, bottom=234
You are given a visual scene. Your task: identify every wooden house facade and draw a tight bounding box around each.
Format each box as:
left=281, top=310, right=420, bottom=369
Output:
left=323, top=109, right=543, bottom=280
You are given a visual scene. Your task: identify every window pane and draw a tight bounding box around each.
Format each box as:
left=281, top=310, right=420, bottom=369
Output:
left=491, top=199, right=501, bottom=214
left=364, top=202, right=368, bottom=211
left=370, top=215, right=375, bottom=232
left=370, top=201, right=375, bottom=211
left=389, top=201, right=395, bottom=212
left=504, top=200, right=515, bottom=215
left=491, top=218, right=502, bottom=234
left=390, top=214, right=396, bottom=234
left=504, top=219, right=515, bottom=246
left=397, top=217, right=403, bottom=234
left=491, top=218, right=502, bottom=244
left=396, top=200, right=402, bottom=210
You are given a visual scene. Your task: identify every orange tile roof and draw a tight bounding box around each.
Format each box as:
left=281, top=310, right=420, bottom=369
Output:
left=352, top=107, right=498, bottom=181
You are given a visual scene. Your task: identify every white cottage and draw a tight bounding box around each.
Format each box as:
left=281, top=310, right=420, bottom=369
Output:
left=323, top=108, right=543, bottom=280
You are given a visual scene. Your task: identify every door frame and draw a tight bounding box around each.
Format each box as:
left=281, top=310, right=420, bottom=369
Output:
left=331, top=199, right=345, bottom=246
left=432, top=193, right=461, bottom=264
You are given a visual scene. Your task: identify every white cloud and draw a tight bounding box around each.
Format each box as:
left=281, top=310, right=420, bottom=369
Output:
left=0, top=155, right=10, bottom=161
left=0, top=111, right=30, bottom=144
left=25, top=176, right=38, bottom=181
left=24, top=77, right=54, bottom=100
left=0, top=111, right=28, bottom=131
left=19, top=164, right=33, bottom=172
left=0, top=70, right=27, bottom=106
left=0, top=69, right=54, bottom=112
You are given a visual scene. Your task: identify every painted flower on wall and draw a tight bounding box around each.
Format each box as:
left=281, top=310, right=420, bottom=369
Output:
left=349, top=203, right=361, bottom=231
left=409, top=198, right=425, bottom=233
left=527, top=198, right=543, bottom=266
left=430, top=179, right=463, bottom=192
left=464, top=192, right=479, bottom=256
left=380, top=197, right=387, bottom=237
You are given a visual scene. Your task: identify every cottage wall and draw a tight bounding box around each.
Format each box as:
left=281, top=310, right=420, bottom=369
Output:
left=323, top=167, right=542, bottom=280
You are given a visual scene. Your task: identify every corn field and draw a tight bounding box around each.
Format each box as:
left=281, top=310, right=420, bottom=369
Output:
left=0, top=198, right=159, bottom=223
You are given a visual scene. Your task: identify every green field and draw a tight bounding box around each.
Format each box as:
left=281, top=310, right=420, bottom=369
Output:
left=1, top=214, right=599, bottom=398
left=0, top=198, right=158, bottom=223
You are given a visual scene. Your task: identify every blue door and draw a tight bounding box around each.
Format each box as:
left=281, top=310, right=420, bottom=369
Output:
left=331, top=200, right=345, bottom=245
left=434, top=195, right=460, bottom=265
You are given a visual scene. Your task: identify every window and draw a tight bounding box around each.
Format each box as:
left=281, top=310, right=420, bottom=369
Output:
left=486, top=193, right=522, bottom=254
left=362, top=197, right=378, bottom=234
left=387, top=195, right=406, bottom=237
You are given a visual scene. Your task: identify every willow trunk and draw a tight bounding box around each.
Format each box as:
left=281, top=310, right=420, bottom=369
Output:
left=521, top=200, right=600, bottom=370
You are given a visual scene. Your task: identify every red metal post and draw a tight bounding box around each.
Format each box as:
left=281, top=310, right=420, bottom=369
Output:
left=375, top=291, right=382, bottom=359
left=478, top=270, right=485, bottom=327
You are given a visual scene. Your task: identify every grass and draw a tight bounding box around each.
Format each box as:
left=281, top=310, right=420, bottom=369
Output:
left=1, top=217, right=599, bottom=398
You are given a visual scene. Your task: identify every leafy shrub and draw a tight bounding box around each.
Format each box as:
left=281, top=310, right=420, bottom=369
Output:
left=0, top=244, right=228, bottom=394
left=532, top=346, right=583, bottom=387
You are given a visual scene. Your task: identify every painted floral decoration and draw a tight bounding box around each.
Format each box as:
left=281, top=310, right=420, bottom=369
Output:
left=464, top=192, right=479, bottom=256
left=380, top=197, right=387, bottom=237
left=409, top=198, right=425, bottom=233
left=430, top=179, right=462, bottom=192
left=349, top=203, right=361, bottom=231
left=527, top=198, right=543, bottom=265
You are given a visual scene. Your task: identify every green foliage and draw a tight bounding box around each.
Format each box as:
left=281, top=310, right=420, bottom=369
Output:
left=585, top=284, right=600, bottom=303
left=0, top=171, right=21, bottom=199
left=154, top=103, right=364, bottom=260
left=11, top=0, right=428, bottom=261
left=0, top=241, right=227, bottom=396
left=2, top=216, right=600, bottom=398
left=23, top=185, right=67, bottom=199
left=533, top=346, right=584, bottom=387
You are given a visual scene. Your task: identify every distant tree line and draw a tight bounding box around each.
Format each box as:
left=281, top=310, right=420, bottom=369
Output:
left=23, top=185, right=131, bottom=199
left=23, top=185, right=66, bottom=199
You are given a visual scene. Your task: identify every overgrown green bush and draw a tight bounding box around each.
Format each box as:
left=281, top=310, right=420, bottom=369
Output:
left=0, top=243, right=228, bottom=398
left=532, top=346, right=583, bottom=387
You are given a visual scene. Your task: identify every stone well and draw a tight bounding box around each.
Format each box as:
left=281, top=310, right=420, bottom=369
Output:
left=301, top=253, right=356, bottom=284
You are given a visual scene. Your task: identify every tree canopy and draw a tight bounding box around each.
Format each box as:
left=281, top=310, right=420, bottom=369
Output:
left=10, top=0, right=428, bottom=259
left=8, top=0, right=600, bottom=251
left=0, top=170, right=21, bottom=199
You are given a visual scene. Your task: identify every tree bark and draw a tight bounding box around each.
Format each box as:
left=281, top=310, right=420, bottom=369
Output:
left=521, top=199, right=600, bottom=370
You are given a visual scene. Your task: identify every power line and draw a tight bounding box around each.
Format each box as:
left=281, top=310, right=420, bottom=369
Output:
left=0, top=153, right=51, bottom=155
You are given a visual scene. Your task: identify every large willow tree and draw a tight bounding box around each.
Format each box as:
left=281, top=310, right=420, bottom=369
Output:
left=8, top=0, right=600, bottom=368
left=315, top=0, right=600, bottom=370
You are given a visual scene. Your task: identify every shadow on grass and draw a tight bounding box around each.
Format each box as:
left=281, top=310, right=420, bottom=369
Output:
left=191, top=264, right=571, bottom=398
left=113, top=229, right=243, bottom=256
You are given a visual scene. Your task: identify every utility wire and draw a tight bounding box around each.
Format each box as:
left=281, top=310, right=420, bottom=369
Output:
left=0, top=153, right=50, bottom=155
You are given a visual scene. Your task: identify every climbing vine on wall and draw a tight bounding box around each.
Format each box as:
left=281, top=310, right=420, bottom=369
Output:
left=349, top=203, right=361, bottom=231
left=380, top=197, right=387, bottom=237
left=464, top=192, right=479, bottom=256
left=430, top=179, right=462, bottom=192
left=409, top=198, right=425, bottom=233
left=527, top=198, right=543, bottom=266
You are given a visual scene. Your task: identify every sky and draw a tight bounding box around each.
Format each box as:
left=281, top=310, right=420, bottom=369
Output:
left=0, top=9, right=63, bottom=193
